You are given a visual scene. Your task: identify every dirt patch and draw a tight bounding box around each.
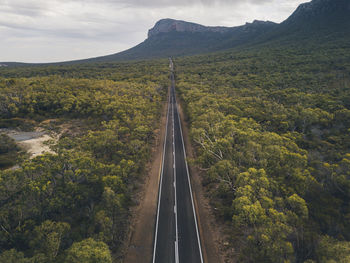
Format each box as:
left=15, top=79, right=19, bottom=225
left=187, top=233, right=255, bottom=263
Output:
left=18, top=134, right=55, bottom=158
left=177, top=99, right=232, bottom=263
left=123, top=90, right=169, bottom=263
left=2, top=129, right=56, bottom=158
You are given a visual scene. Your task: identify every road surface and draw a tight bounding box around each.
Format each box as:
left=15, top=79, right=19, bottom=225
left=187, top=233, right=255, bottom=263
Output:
left=153, top=59, right=203, bottom=263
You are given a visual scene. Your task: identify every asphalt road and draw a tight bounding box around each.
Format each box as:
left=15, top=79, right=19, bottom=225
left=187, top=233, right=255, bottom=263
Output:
left=153, top=59, right=203, bottom=263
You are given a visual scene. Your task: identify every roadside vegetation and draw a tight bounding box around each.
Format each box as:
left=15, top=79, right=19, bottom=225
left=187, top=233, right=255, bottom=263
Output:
left=0, top=62, right=168, bottom=262
left=0, top=134, right=24, bottom=169
left=176, top=41, right=350, bottom=262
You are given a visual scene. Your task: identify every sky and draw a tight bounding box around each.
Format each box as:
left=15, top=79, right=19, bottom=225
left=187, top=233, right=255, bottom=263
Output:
left=0, top=0, right=307, bottom=63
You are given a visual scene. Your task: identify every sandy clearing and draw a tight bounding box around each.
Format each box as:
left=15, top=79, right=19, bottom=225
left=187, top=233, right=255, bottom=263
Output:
left=17, top=134, right=55, bottom=158
left=2, top=129, right=56, bottom=159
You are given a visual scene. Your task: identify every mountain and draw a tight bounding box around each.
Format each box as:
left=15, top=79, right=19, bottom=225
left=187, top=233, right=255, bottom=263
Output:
left=284, top=0, right=350, bottom=28
left=80, top=19, right=276, bottom=63
left=82, top=0, right=349, bottom=63
left=244, top=0, right=349, bottom=50
left=1, top=0, right=349, bottom=65
left=273, top=0, right=350, bottom=41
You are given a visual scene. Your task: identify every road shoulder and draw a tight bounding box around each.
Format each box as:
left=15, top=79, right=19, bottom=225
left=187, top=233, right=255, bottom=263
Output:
left=123, top=88, right=169, bottom=263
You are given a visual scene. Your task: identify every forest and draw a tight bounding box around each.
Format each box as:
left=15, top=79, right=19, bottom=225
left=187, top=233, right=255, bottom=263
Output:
left=175, top=40, right=350, bottom=263
left=1, top=35, right=350, bottom=263
left=0, top=61, right=168, bottom=262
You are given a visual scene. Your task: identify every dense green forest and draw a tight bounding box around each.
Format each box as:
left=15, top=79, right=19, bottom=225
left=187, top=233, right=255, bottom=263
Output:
left=0, top=61, right=168, bottom=262
left=175, top=42, right=350, bottom=263
left=1, top=32, right=350, bottom=263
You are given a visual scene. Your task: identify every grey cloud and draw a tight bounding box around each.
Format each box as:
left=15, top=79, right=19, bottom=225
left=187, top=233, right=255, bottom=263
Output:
left=0, top=0, right=49, bottom=17
left=0, top=20, right=133, bottom=41
left=3, top=0, right=275, bottom=9
left=82, top=0, right=274, bottom=8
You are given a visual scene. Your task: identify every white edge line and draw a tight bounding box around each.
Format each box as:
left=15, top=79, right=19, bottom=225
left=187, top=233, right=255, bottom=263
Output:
left=173, top=73, right=204, bottom=262
left=152, top=86, right=170, bottom=263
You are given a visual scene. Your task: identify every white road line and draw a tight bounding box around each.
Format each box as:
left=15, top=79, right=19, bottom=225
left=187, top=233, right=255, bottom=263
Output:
left=175, top=241, right=179, bottom=263
left=152, top=87, right=170, bottom=263
left=174, top=69, right=204, bottom=263
left=173, top=91, right=180, bottom=263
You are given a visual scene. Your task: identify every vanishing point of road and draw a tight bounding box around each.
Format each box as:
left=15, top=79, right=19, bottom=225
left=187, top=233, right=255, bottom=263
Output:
left=152, top=59, right=204, bottom=263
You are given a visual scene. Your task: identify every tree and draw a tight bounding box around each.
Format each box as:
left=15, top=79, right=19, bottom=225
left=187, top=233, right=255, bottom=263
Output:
left=0, top=249, right=27, bottom=263
left=65, top=238, right=112, bottom=263
left=30, top=220, right=70, bottom=262
left=316, top=236, right=350, bottom=263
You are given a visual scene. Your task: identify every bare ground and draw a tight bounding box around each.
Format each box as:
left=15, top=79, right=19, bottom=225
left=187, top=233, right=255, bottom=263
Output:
left=123, top=92, right=169, bottom=263
left=2, top=118, right=88, bottom=161
left=18, top=134, right=55, bottom=158
left=3, top=128, right=56, bottom=158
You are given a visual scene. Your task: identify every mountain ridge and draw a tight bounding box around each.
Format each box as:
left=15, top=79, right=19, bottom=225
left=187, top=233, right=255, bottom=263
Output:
left=1, top=0, right=349, bottom=65
left=147, top=18, right=276, bottom=38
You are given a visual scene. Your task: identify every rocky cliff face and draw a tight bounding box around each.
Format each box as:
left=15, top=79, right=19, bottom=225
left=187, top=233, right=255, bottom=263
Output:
left=148, top=19, right=230, bottom=38
left=147, top=19, right=275, bottom=38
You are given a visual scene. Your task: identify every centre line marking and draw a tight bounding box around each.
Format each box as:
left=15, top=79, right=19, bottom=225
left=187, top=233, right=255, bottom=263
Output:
left=173, top=87, right=179, bottom=263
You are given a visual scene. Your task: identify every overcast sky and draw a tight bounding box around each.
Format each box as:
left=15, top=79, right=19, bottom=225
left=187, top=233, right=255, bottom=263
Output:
left=0, top=0, right=307, bottom=63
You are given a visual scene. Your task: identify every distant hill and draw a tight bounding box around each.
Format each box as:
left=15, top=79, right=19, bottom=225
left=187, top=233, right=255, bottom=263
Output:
left=1, top=0, right=349, bottom=66
left=284, top=0, right=350, bottom=30
left=79, top=19, right=277, bottom=63
left=78, top=0, right=350, bottom=63
left=263, top=0, right=350, bottom=44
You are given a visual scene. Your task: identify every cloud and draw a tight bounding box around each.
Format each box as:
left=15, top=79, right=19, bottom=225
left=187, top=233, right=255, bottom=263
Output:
left=0, top=0, right=48, bottom=17
left=0, top=0, right=306, bottom=62
left=63, top=0, right=275, bottom=8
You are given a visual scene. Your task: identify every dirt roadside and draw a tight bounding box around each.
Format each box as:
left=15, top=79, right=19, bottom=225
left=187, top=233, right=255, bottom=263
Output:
left=123, top=88, right=169, bottom=263
left=177, top=100, right=227, bottom=263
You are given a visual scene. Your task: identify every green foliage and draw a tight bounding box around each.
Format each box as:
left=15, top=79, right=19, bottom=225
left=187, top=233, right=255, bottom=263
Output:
left=0, top=134, right=22, bottom=169
left=30, top=220, right=70, bottom=262
left=176, top=42, right=350, bottom=262
left=0, top=61, right=167, bottom=260
left=232, top=168, right=295, bottom=262
left=65, top=238, right=112, bottom=263
left=315, top=236, right=350, bottom=263
left=0, top=249, right=28, bottom=263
